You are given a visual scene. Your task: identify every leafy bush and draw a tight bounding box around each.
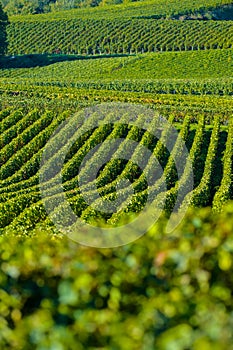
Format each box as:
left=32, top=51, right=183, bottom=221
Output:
left=1, top=204, right=233, bottom=349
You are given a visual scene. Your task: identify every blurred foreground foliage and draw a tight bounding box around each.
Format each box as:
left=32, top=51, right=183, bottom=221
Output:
left=1, top=204, right=233, bottom=349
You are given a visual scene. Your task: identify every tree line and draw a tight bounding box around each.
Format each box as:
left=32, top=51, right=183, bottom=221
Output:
left=0, top=0, right=134, bottom=15
left=0, top=2, right=8, bottom=55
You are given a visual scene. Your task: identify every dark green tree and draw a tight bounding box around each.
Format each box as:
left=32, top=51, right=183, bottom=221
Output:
left=0, top=2, right=8, bottom=55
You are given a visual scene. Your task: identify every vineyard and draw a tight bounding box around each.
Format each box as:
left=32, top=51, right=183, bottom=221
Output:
left=5, top=0, right=233, bottom=56
left=1, top=48, right=233, bottom=235
left=1, top=49, right=232, bottom=122
left=7, top=18, right=233, bottom=55
left=1, top=0, right=233, bottom=348
left=1, top=49, right=233, bottom=97
left=2, top=49, right=233, bottom=79
left=0, top=104, right=232, bottom=235
left=8, top=0, right=233, bottom=21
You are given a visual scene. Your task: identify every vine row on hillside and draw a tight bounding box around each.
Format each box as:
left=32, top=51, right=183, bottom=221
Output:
left=7, top=19, right=233, bottom=55
left=0, top=107, right=231, bottom=233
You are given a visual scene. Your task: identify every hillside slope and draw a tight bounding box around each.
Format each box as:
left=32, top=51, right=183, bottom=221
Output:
left=8, top=0, right=233, bottom=20
left=7, top=19, right=233, bottom=55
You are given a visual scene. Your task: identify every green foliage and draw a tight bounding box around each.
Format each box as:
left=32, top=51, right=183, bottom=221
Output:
left=1, top=205, right=233, bottom=348
left=0, top=3, right=232, bottom=347
left=213, top=116, right=233, bottom=212
left=2, top=49, right=233, bottom=81
left=0, top=2, right=8, bottom=55
left=0, top=21, right=232, bottom=234
left=0, top=105, right=231, bottom=233
left=183, top=115, right=221, bottom=208
left=5, top=0, right=233, bottom=18
left=6, top=17, right=233, bottom=55
left=1, top=50, right=233, bottom=98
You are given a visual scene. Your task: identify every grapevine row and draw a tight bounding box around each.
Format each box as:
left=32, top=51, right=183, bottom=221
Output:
left=182, top=114, right=221, bottom=208
left=212, top=116, right=233, bottom=212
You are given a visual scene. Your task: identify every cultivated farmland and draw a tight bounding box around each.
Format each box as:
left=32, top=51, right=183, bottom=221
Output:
left=0, top=0, right=233, bottom=348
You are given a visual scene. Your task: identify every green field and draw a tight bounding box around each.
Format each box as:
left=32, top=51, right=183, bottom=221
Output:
left=1, top=0, right=233, bottom=348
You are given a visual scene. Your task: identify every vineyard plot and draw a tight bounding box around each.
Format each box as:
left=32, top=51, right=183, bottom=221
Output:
left=0, top=106, right=232, bottom=235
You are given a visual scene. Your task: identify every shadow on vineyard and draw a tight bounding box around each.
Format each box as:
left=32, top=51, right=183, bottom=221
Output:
left=0, top=53, right=133, bottom=69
